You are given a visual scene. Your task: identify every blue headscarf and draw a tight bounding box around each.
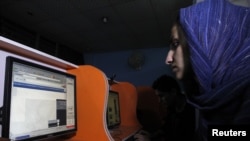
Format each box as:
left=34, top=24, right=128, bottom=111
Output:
left=180, top=1, right=250, bottom=139
left=180, top=0, right=250, bottom=111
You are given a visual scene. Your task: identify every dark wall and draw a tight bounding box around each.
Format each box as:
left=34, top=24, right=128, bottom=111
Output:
left=84, top=48, right=174, bottom=86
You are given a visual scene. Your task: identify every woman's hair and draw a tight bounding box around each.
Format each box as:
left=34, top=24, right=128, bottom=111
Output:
left=170, top=14, right=188, bottom=50
left=170, top=14, right=199, bottom=95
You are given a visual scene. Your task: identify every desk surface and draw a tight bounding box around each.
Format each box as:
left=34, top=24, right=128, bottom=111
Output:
left=0, top=126, right=141, bottom=141
left=110, top=125, right=141, bottom=141
left=0, top=138, right=10, bottom=141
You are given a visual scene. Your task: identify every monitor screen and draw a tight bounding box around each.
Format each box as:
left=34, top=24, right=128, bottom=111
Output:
left=106, top=90, right=121, bottom=129
left=1, top=56, right=77, bottom=140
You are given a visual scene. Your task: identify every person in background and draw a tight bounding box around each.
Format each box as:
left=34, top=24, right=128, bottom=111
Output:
left=134, top=74, right=196, bottom=141
left=166, top=0, right=250, bottom=140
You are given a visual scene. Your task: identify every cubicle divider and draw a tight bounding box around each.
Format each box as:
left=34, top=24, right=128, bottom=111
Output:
left=67, top=65, right=112, bottom=141
left=136, top=86, right=162, bottom=133
left=68, top=66, right=141, bottom=141
left=110, top=82, right=142, bottom=140
left=111, top=82, right=141, bottom=127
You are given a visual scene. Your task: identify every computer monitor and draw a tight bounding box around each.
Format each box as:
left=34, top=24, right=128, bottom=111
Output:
left=106, top=90, right=121, bottom=129
left=1, top=56, right=77, bottom=140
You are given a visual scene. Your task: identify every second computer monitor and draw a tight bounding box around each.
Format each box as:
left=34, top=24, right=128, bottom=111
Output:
left=106, top=90, right=121, bottom=129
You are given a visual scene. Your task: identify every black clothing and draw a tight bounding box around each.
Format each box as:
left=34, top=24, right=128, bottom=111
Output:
left=151, top=102, right=196, bottom=141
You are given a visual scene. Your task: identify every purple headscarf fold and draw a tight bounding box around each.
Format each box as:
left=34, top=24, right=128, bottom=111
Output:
left=180, top=0, right=250, bottom=110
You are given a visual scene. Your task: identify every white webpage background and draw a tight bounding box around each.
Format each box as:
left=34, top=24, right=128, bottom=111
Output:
left=10, top=87, right=66, bottom=136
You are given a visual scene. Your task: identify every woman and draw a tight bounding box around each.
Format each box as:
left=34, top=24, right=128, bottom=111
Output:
left=166, top=0, right=250, bottom=140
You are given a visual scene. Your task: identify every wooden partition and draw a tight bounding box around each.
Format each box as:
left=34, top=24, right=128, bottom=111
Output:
left=136, top=86, right=162, bottom=132
left=67, top=65, right=112, bottom=141
left=110, top=82, right=142, bottom=141
left=68, top=67, right=141, bottom=141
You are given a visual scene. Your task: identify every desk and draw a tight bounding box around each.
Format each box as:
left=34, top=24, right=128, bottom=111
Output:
left=110, top=126, right=141, bottom=141
left=0, top=138, right=10, bottom=141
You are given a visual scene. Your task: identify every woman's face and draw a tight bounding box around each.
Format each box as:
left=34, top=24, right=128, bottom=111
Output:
left=166, top=24, right=189, bottom=80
